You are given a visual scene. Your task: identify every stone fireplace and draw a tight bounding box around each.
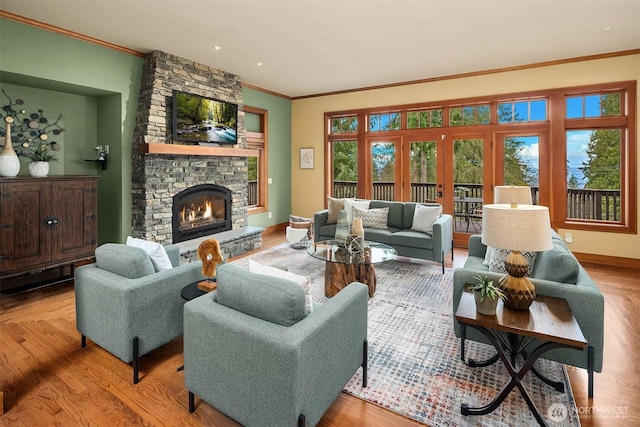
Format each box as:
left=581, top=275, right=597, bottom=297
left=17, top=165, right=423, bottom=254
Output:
left=130, top=50, right=262, bottom=260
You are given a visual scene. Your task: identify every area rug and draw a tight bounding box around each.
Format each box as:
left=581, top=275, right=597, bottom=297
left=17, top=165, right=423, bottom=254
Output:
left=232, top=244, right=580, bottom=426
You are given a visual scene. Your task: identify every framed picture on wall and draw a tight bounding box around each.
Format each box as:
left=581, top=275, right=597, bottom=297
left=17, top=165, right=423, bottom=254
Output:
left=300, top=148, right=314, bottom=169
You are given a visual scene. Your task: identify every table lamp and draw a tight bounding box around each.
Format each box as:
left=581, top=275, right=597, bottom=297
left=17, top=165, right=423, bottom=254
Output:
left=494, top=185, right=533, bottom=205
left=481, top=204, right=552, bottom=310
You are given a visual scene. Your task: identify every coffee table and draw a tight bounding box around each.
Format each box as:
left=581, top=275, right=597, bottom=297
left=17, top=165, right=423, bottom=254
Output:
left=455, top=291, right=587, bottom=426
left=306, top=239, right=396, bottom=298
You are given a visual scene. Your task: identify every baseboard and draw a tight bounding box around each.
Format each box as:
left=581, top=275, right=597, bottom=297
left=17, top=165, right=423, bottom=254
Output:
left=262, top=222, right=288, bottom=235
left=573, top=252, right=640, bottom=270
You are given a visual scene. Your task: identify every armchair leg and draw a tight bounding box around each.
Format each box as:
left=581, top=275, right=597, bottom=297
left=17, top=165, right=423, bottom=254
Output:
left=362, top=339, right=368, bottom=388
left=133, top=336, right=139, bottom=384
left=588, top=346, right=594, bottom=398
left=298, top=414, right=305, bottom=427
left=452, top=240, right=454, bottom=260
left=441, top=251, right=445, bottom=274
left=81, top=334, right=86, bottom=348
left=189, top=391, right=195, bottom=413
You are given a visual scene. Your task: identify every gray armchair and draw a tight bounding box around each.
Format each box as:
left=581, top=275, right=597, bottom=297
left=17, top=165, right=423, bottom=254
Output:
left=74, top=243, right=203, bottom=383
left=184, top=263, right=368, bottom=427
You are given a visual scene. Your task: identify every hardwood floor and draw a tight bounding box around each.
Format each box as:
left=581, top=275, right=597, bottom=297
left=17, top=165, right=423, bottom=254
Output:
left=0, top=231, right=638, bottom=426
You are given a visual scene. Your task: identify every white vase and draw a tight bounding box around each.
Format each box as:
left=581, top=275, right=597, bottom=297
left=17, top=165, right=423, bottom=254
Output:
left=28, top=161, right=50, bottom=177
left=0, top=122, right=20, bottom=177
left=474, top=292, right=499, bottom=316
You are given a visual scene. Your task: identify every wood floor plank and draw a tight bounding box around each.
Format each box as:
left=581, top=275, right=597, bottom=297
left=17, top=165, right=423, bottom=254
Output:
left=0, top=235, right=638, bottom=426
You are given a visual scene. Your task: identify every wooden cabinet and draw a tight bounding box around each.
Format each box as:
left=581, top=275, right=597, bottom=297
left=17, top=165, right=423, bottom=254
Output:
left=0, top=176, right=97, bottom=289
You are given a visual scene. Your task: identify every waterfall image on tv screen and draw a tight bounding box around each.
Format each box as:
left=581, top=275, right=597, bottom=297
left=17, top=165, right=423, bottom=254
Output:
left=172, top=90, right=238, bottom=145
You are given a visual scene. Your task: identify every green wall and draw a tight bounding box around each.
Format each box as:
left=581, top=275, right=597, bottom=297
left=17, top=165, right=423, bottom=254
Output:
left=0, top=18, right=143, bottom=243
left=1, top=18, right=293, bottom=241
left=242, top=88, right=292, bottom=228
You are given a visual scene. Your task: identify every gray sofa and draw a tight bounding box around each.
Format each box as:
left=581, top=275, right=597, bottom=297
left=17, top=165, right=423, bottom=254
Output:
left=452, top=232, right=604, bottom=397
left=314, top=200, right=453, bottom=273
left=75, top=243, right=203, bottom=383
left=184, top=263, right=368, bottom=427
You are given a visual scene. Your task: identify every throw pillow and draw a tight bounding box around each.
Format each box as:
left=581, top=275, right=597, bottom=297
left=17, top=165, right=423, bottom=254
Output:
left=326, top=196, right=347, bottom=224
left=353, top=206, right=389, bottom=229
left=532, top=238, right=580, bottom=284
left=488, top=248, right=537, bottom=276
left=410, top=204, right=441, bottom=234
left=344, top=199, right=370, bottom=224
left=125, top=236, right=173, bottom=271
left=483, top=246, right=495, bottom=266
left=248, top=259, right=313, bottom=314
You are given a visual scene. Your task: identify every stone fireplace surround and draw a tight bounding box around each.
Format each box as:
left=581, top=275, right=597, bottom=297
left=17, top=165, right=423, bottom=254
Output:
left=131, top=50, right=262, bottom=261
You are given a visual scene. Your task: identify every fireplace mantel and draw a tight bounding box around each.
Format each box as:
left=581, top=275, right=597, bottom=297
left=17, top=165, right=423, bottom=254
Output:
left=139, top=143, right=258, bottom=157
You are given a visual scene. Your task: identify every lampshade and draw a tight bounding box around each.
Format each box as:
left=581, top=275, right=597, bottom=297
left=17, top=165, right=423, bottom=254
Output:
left=481, top=204, right=552, bottom=252
left=494, top=185, right=533, bottom=205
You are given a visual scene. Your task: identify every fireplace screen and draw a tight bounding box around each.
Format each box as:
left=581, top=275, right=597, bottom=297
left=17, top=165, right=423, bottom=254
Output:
left=172, top=184, right=232, bottom=243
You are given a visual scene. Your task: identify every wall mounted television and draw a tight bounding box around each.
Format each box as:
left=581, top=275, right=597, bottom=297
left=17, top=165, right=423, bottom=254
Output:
left=172, top=90, right=238, bottom=145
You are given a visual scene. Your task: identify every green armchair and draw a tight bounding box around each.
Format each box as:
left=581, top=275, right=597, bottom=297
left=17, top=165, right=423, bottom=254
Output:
left=74, top=243, right=203, bottom=383
left=184, top=263, right=368, bottom=427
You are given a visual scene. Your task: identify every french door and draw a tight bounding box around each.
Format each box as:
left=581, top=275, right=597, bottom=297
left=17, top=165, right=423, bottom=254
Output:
left=365, top=137, right=402, bottom=200
left=364, top=133, right=490, bottom=243
left=446, top=133, right=490, bottom=243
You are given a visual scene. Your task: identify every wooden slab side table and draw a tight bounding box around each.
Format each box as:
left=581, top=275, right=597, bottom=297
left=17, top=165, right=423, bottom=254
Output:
left=455, top=291, right=587, bottom=427
left=306, top=240, right=396, bottom=298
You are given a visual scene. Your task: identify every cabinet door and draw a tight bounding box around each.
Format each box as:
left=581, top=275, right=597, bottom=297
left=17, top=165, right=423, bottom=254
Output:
left=0, top=180, right=52, bottom=274
left=51, top=178, right=97, bottom=262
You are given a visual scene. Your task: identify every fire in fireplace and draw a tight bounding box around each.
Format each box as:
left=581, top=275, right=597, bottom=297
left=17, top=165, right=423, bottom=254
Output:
left=172, top=184, right=232, bottom=243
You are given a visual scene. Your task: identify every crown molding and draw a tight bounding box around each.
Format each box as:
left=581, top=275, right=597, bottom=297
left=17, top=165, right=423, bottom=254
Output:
left=0, top=10, right=145, bottom=57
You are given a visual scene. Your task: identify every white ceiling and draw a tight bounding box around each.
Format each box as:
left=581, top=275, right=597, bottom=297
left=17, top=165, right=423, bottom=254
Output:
left=1, top=0, right=639, bottom=98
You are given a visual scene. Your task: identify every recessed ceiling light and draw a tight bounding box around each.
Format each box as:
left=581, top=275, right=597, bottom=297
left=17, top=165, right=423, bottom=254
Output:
left=214, top=46, right=221, bottom=50
left=602, top=26, right=613, bottom=31
left=257, top=62, right=263, bottom=66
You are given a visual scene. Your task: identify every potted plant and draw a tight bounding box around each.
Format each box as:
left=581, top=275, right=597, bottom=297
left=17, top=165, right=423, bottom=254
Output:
left=26, top=144, right=57, bottom=177
left=455, top=186, right=470, bottom=199
left=468, top=275, right=505, bottom=315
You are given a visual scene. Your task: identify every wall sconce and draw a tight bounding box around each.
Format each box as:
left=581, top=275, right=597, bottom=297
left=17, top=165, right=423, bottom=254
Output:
left=85, top=145, right=109, bottom=170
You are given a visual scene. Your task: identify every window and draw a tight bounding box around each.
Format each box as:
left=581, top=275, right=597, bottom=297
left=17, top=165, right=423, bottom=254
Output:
left=449, top=105, right=490, bottom=126
left=503, top=135, right=540, bottom=204
left=498, top=99, right=547, bottom=123
left=566, top=92, right=622, bottom=118
left=369, top=112, right=401, bottom=131
left=245, top=106, right=268, bottom=214
left=407, top=109, right=443, bottom=129
left=331, top=116, right=358, bottom=134
left=332, top=140, right=358, bottom=198
left=561, top=86, right=632, bottom=230
left=409, top=141, right=437, bottom=202
left=566, top=129, right=622, bottom=222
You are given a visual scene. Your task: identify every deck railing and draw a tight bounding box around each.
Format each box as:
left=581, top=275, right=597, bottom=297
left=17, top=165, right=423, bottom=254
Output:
left=332, top=181, right=620, bottom=222
left=248, top=180, right=258, bottom=206
left=566, top=188, right=620, bottom=221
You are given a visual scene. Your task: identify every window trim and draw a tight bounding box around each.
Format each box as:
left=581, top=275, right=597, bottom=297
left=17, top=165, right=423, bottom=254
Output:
left=245, top=105, right=268, bottom=215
